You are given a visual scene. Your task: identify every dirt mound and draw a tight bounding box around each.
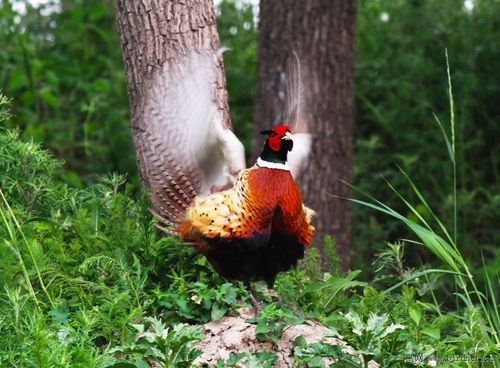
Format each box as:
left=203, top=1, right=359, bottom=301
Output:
left=194, top=308, right=379, bottom=367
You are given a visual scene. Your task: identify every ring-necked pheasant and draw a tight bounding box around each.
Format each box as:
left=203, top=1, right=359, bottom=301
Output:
left=137, top=51, right=314, bottom=312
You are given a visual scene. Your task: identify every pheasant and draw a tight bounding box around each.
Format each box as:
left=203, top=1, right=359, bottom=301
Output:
left=179, top=125, right=315, bottom=291
left=136, top=51, right=314, bottom=311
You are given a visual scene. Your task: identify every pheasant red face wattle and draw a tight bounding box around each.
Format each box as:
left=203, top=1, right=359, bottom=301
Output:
left=261, top=125, right=293, bottom=152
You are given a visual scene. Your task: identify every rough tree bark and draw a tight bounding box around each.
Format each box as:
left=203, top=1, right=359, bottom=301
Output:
left=254, top=0, right=358, bottom=271
left=113, top=0, right=231, bottom=186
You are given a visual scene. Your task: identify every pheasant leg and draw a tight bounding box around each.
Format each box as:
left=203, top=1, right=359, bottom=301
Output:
left=244, top=281, right=262, bottom=316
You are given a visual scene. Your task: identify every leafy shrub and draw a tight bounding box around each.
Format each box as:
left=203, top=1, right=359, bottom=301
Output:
left=338, top=311, right=405, bottom=366
left=216, top=350, right=278, bottom=368
left=153, top=280, right=248, bottom=324
left=246, top=304, right=305, bottom=343
left=293, top=336, right=361, bottom=368
left=108, top=318, right=204, bottom=368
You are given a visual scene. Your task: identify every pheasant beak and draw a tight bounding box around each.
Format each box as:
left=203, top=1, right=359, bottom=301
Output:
left=281, top=131, right=293, bottom=141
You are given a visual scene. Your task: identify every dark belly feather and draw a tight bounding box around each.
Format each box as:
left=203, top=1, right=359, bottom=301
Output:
left=203, top=230, right=304, bottom=288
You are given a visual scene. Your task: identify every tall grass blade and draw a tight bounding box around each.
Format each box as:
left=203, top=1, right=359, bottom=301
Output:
left=432, top=112, right=454, bottom=163
left=382, top=268, right=467, bottom=294
left=0, top=202, right=40, bottom=310
left=395, top=165, right=456, bottom=249
left=338, top=182, right=465, bottom=271
left=482, top=255, right=500, bottom=341
left=0, top=189, right=54, bottom=308
left=454, top=293, right=474, bottom=309
left=382, top=176, right=434, bottom=232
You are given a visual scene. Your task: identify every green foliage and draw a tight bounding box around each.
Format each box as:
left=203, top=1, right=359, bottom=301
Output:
left=1, top=0, right=498, bottom=278
left=353, top=0, right=500, bottom=275
left=344, top=65, right=500, bottom=347
left=293, top=336, right=361, bottom=368
left=108, top=318, right=204, bottom=368
left=0, top=122, right=246, bottom=366
left=274, top=249, right=322, bottom=309
left=0, top=286, right=110, bottom=367
left=0, top=128, right=64, bottom=213
left=339, top=311, right=406, bottom=366
left=300, top=270, right=366, bottom=311
left=333, top=63, right=499, bottom=364
left=324, top=236, right=342, bottom=277
left=0, top=97, right=498, bottom=367
left=216, top=350, right=278, bottom=368
left=0, top=0, right=134, bottom=176
left=246, top=304, right=306, bottom=343
left=1, top=0, right=497, bottom=278
left=0, top=0, right=257, bottom=175
left=275, top=252, right=366, bottom=316
left=153, top=280, right=248, bottom=323
left=272, top=234, right=497, bottom=366
left=216, top=0, right=257, bottom=156
left=0, top=92, right=11, bottom=121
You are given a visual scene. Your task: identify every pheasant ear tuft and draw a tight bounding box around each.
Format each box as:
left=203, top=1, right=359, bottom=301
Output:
left=260, top=130, right=273, bottom=135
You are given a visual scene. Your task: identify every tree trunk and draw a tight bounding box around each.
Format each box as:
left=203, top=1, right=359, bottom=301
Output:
left=254, top=0, right=358, bottom=271
left=113, top=0, right=231, bottom=186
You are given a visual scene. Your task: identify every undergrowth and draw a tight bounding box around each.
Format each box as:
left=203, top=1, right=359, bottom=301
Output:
left=1, top=88, right=498, bottom=368
left=0, top=94, right=245, bottom=366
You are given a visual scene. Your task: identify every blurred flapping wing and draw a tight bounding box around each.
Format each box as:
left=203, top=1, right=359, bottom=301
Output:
left=284, top=52, right=311, bottom=179
left=135, top=51, right=245, bottom=233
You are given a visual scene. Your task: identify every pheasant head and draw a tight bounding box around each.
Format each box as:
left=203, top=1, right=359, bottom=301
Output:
left=259, top=125, right=294, bottom=164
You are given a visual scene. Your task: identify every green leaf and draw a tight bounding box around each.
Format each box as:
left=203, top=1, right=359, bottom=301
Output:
left=301, top=270, right=362, bottom=294
left=105, top=362, right=139, bottom=368
left=380, top=323, right=405, bottom=338
left=304, top=356, right=326, bottom=368
left=41, top=88, right=59, bottom=108
left=409, top=305, right=422, bottom=326
left=367, top=313, right=389, bottom=335
left=8, top=68, right=28, bottom=90
left=211, top=304, right=227, bottom=321
left=226, top=352, right=246, bottom=364
left=301, top=270, right=366, bottom=309
left=344, top=311, right=365, bottom=336
left=293, top=335, right=307, bottom=348
left=339, top=180, right=466, bottom=272
left=130, top=323, right=145, bottom=335
left=432, top=112, right=454, bottom=163
left=48, top=306, right=69, bottom=323
left=422, top=325, right=441, bottom=340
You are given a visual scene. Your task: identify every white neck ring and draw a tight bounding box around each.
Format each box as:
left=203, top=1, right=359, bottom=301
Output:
left=256, top=157, right=290, bottom=171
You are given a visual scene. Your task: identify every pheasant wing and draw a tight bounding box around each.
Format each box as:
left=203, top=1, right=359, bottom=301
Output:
left=284, top=52, right=312, bottom=179
left=135, top=51, right=246, bottom=231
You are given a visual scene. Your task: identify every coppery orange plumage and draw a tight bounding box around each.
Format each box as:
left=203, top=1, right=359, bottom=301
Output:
left=175, top=126, right=315, bottom=288
left=180, top=166, right=314, bottom=242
